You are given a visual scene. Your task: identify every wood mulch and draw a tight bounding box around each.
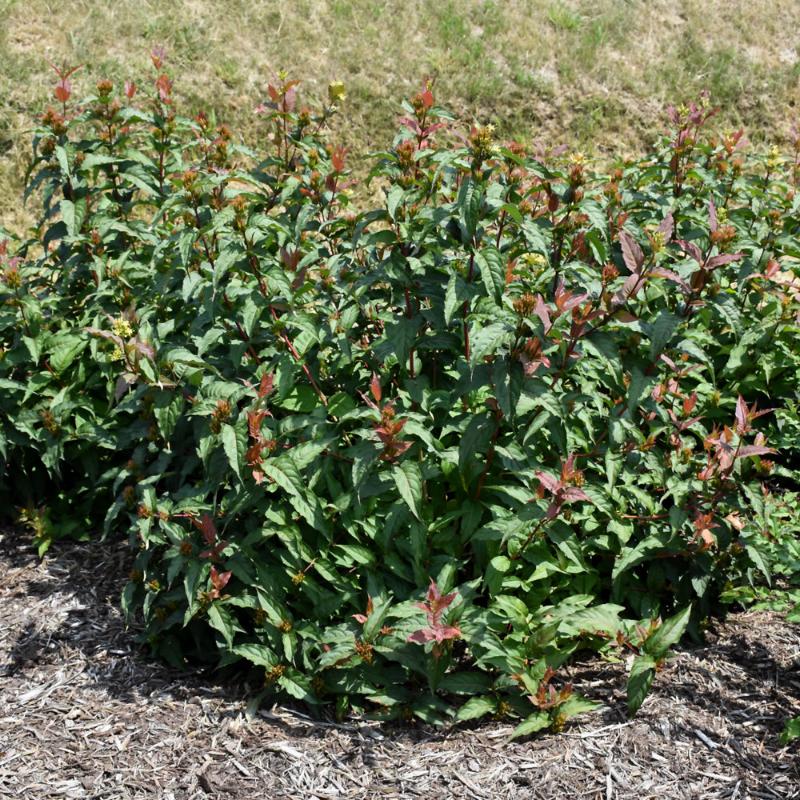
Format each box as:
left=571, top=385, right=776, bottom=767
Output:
left=1, top=529, right=799, bottom=800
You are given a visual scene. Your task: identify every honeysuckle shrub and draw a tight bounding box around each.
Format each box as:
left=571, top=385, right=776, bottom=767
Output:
left=1, top=61, right=799, bottom=733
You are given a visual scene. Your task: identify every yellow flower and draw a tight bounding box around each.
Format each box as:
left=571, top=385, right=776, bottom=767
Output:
left=111, top=317, right=133, bottom=339
left=649, top=230, right=666, bottom=254
left=328, top=81, right=346, bottom=105
left=522, top=252, right=547, bottom=269
left=767, top=145, right=781, bottom=171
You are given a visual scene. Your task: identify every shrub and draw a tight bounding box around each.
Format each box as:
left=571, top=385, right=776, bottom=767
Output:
left=2, top=60, right=799, bottom=733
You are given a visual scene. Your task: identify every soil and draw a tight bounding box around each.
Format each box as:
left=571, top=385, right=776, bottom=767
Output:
left=1, top=530, right=799, bottom=799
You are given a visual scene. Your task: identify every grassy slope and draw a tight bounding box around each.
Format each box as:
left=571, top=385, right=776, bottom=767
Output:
left=1, top=0, right=799, bottom=229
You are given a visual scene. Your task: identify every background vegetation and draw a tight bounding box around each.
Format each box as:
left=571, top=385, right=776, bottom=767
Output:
left=3, top=0, right=800, bottom=231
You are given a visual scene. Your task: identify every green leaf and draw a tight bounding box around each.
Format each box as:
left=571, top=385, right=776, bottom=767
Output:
left=260, top=459, right=330, bottom=535
left=780, top=716, right=800, bottom=745
left=393, top=460, right=423, bottom=520
left=60, top=198, right=87, bottom=237
left=153, top=392, right=184, bottom=439
left=559, top=695, right=601, bottom=720
left=277, top=385, right=318, bottom=413
left=510, top=711, right=550, bottom=739
left=386, top=184, right=404, bottom=221
left=613, top=535, right=665, bottom=581
left=362, top=596, right=392, bottom=642
left=458, top=415, right=492, bottom=473
left=558, top=604, right=623, bottom=636
left=469, top=321, right=508, bottom=367
left=207, top=603, right=236, bottom=648
left=457, top=177, right=480, bottom=240
left=605, top=449, right=622, bottom=490
left=455, top=695, right=498, bottom=721
left=745, top=543, right=772, bottom=586
left=492, top=595, right=529, bottom=626
left=475, top=246, right=505, bottom=303
left=627, top=654, right=656, bottom=715
left=49, top=334, right=87, bottom=374
left=221, top=423, right=242, bottom=480
left=278, top=670, right=314, bottom=702
left=485, top=555, right=511, bottom=595
left=492, top=356, right=513, bottom=419
left=648, top=311, right=681, bottom=359
left=444, top=271, right=470, bottom=326
left=234, top=642, right=277, bottom=668
left=440, top=672, right=494, bottom=696
left=644, top=605, right=691, bottom=659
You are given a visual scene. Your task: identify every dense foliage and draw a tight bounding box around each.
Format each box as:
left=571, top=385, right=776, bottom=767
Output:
left=2, top=58, right=799, bottom=735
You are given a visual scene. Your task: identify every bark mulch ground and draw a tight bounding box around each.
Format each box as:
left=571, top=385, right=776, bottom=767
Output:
left=1, top=529, right=798, bottom=799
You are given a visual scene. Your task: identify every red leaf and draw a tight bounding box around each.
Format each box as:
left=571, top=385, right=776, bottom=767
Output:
left=331, top=146, right=348, bottom=173
left=676, top=239, right=704, bottom=264
left=705, top=253, right=742, bottom=270
left=660, top=354, right=678, bottom=372
left=619, top=230, right=644, bottom=274
left=734, top=395, right=748, bottom=433
left=657, top=212, right=674, bottom=242
left=612, top=273, right=642, bottom=307
left=561, top=487, right=589, bottom=503
left=535, top=471, right=561, bottom=495
left=534, top=294, right=552, bottom=330
left=737, top=445, right=776, bottom=458
left=370, top=373, right=382, bottom=405
left=194, top=513, right=217, bottom=547
left=210, top=566, right=232, bottom=592
left=708, top=200, right=718, bottom=233
left=258, top=372, right=275, bottom=398
left=545, top=502, right=561, bottom=520
left=150, top=46, right=167, bottom=70
left=434, top=625, right=461, bottom=643
left=54, top=82, right=71, bottom=103
left=650, top=266, right=689, bottom=293
left=155, top=74, right=173, bottom=103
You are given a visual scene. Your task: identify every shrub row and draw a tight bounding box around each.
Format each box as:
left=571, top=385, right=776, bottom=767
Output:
left=1, top=60, right=799, bottom=733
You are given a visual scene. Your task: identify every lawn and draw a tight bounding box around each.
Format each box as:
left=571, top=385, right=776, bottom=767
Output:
left=1, top=0, right=799, bottom=230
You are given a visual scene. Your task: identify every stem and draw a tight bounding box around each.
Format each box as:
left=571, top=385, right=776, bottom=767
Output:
left=495, top=209, right=507, bottom=248
left=270, top=307, right=328, bottom=405
left=404, top=287, right=416, bottom=379
left=221, top=293, right=261, bottom=364
left=193, top=201, right=216, bottom=268
left=509, top=516, right=548, bottom=561
left=474, top=419, right=500, bottom=500
left=462, top=252, right=475, bottom=360
left=14, top=288, right=31, bottom=337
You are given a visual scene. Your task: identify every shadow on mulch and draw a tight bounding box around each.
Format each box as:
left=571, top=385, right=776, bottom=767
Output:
left=0, top=530, right=240, bottom=701
left=2, top=526, right=799, bottom=725
left=2, top=526, right=799, bottom=800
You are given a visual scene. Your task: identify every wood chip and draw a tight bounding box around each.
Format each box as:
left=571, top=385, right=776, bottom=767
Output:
left=2, top=530, right=799, bottom=799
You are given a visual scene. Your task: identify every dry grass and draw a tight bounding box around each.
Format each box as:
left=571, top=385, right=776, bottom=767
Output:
left=1, top=0, right=800, bottom=231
